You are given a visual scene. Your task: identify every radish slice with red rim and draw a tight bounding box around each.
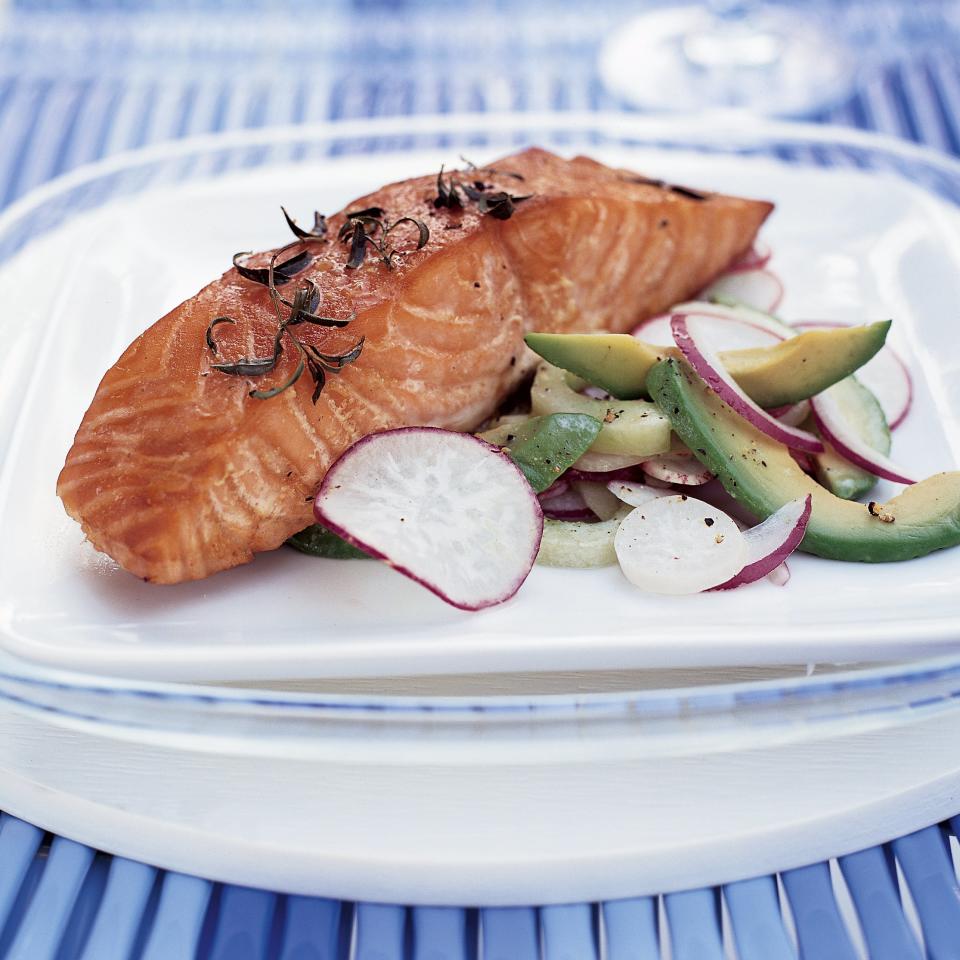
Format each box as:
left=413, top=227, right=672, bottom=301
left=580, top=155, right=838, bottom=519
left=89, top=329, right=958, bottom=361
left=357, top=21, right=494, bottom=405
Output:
left=573, top=481, right=624, bottom=521
left=699, top=267, right=784, bottom=314
left=794, top=320, right=913, bottom=429
left=314, top=428, right=543, bottom=611
left=614, top=495, right=748, bottom=594
left=634, top=305, right=786, bottom=349
left=670, top=315, right=824, bottom=453
left=711, top=496, right=811, bottom=590
left=606, top=479, right=678, bottom=507
left=810, top=386, right=915, bottom=484
left=728, top=240, right=772, bottom=272
left=641, top=454, right=713, bottom=486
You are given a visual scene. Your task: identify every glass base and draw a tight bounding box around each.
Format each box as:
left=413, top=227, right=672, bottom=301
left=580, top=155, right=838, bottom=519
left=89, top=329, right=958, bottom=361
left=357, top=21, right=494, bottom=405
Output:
left=599, top=5, right=853, bottom=116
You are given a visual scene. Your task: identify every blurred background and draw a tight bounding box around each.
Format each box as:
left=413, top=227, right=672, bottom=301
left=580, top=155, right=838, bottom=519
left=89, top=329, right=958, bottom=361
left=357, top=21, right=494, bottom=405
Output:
left=0, top=0, right=958, bottom=209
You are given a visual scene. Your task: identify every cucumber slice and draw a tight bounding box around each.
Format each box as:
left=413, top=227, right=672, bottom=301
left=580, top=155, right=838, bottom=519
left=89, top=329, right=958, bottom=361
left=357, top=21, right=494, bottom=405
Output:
left=476, top=413, right=602, bottom=493
left=530, top=363, right=671, bottom=457
left=536, top=507, right=632, bottom=567
left=811, top=376, right=891, bottom=500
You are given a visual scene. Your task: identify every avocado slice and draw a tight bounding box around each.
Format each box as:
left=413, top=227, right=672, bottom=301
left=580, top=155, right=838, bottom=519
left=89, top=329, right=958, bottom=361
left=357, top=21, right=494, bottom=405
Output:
left=525, top=321, right=891, bottom=407
left=529, top=363, right=672, bottom=457
left=647, top=357, right=960, bottom=562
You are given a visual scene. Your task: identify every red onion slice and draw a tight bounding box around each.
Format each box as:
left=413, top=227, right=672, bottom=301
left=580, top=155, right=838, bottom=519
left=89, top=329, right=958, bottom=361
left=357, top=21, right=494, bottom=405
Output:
left=810, top=387, right=915, bottom=484
left=315, top=428, right=543, bottom=611
left=670, top=315, right=824, bottom=454
left=794, top=320, right=913, bottom=429
left=712, top=495, right=812, bottom=590
left=539, top=487, right=596, bottom=521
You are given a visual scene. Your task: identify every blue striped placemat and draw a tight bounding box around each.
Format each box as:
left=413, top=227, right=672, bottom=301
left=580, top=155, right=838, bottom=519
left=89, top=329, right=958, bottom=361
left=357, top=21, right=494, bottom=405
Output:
left=0, top=1, right=959, bottom=206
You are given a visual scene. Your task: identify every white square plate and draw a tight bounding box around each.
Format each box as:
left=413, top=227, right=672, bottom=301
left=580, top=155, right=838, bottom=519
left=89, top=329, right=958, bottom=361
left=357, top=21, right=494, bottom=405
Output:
left=2, top=132, right=960, bottom=682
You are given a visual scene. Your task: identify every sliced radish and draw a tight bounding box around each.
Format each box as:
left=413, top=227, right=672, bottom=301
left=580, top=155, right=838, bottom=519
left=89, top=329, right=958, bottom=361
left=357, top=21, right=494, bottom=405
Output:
left=314, top=428, right=543, bottom=611
left=634, top=301, right=791, bottom=348
left=794, top=320, right=913, bottom=429
left=606, top=479, right=678, bottom=507
left=810, top=387, right=915, bottom=484
left=614, top=495, right=748, bottom=594
left=633, top=303, right=785, bottom=350
left=711, top=495, right=811, bottom=590
left=641, top=454, right=713, bottom=486
left=699, top=267, right=784, bottom=314
left=728, top=240, right=772, bottom=272
left=573, top=480, right=624, bottom=521
left=671, top=315, right=823, bottom=454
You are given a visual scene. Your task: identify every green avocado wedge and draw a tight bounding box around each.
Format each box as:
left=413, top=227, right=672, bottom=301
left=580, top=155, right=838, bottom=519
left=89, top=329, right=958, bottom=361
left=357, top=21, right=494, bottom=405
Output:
left=525, top=320, right=891, bottom=407
left=647, top=357, right=960, bottom=562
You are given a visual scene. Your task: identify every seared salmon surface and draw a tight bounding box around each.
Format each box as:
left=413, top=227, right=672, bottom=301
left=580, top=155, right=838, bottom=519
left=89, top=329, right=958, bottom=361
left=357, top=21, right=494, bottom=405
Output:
left=58, top=148, right=773, bottom=583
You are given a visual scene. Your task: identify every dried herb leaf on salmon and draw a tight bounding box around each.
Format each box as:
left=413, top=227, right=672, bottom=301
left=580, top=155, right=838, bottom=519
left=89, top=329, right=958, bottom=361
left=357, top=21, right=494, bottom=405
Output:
left=57, top=147, right=772, bottom=584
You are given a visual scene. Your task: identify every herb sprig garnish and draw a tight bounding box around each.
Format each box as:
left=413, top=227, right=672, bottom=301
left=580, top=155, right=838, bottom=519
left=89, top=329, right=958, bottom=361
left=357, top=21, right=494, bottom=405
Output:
left=338, top=211, right=430, bottom=270
left=207, top=210, right=364, bottom=403
left=434, top=165, right=463, bottom=209
left=281, top=206, right=327, bottom=240
left=433, top=162, right=531, bottom=219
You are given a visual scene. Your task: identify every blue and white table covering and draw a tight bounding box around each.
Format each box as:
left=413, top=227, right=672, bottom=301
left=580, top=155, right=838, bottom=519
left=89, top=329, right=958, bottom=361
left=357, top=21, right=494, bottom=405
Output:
left=4, top=1, right=960, bottom=956
left=1, top=0, right=960, bottom=208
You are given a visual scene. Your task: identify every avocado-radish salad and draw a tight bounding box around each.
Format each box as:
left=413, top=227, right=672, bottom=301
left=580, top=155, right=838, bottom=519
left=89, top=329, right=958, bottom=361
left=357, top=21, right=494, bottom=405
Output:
left=298, top=246, right=959, bottom=611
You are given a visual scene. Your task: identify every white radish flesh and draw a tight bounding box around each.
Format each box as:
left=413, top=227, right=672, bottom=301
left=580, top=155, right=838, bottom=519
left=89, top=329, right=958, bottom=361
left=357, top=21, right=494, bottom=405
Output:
left=314, top=428, right=543, bottom=611
left=614, top=495, right=747, bottom=595
left=671, top=315, right=824, bottom=454
left=711, top=496, right=811, bottom=590
left=641, top=454, right=713, bottom=486
left=606, top=480, right=678, bottom=507
left=634, top=310, right=784, bottom=350
left=810, top=387, right=915, bottom=484
left=728, top=240, right=772, bottom=272
left=573, top=481, right=624, bottom=521
left=699, top=267, right=784, bottom=314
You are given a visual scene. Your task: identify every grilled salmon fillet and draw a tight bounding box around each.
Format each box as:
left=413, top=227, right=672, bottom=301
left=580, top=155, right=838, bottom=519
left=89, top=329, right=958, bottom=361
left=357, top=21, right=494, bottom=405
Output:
left=58, top=148, right=772, bottom=583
